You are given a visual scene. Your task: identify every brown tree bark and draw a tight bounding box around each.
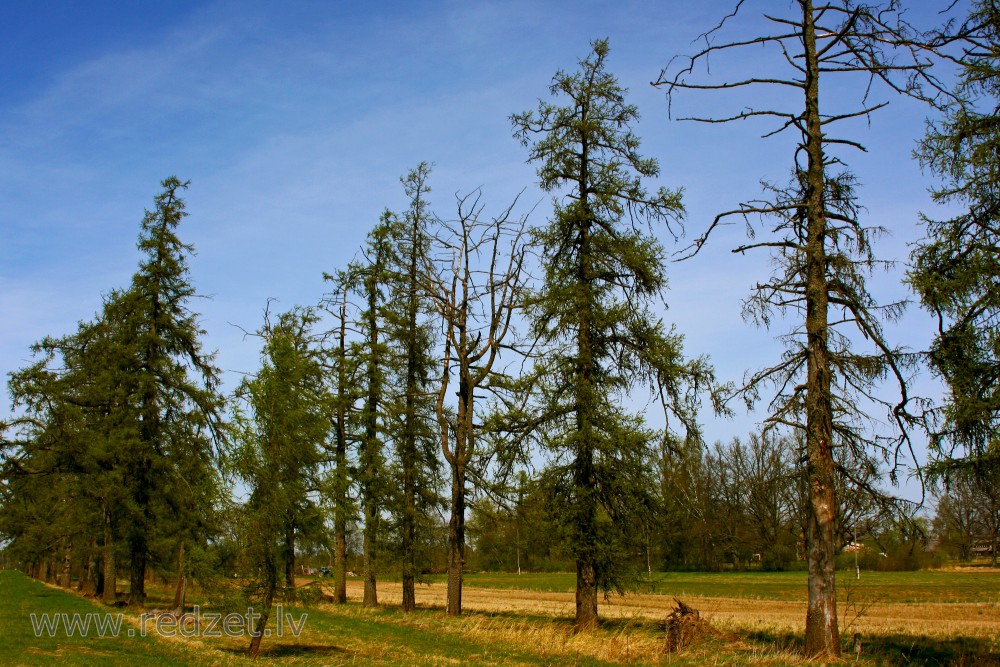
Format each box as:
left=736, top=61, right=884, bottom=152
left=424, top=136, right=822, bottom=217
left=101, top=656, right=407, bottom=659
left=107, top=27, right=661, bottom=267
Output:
left=362, top=511, right=378, bottom=607
left=801, top=1, right=839, bottom=656
left=247, top=580, right=275, bottom=658
left=127, top=454, right=152, bottom=608
left=284, top=516, right=296, bottom=593
left=333, top=530, right=347, bottom=603
left=332, top=288, right=350, bottom=604
left=60, top=538, right=73, bottom=589
left=83, top=536, right=98, bottom=596
left=102, top=507, right=117, bottom=604
left=360, top=241, right=385, bottom=609
left=172, top=540, right=186, bottom=614
left=446, top=465, right=466, bottom=615
left=573, top=136, right=600, bottom=631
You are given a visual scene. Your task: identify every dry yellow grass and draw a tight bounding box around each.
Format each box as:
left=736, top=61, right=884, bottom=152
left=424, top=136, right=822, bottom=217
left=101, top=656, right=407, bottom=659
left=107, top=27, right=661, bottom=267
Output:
left=343, top=579, right=1000, bottom=641
left=23, top=573, right=999, bottom=665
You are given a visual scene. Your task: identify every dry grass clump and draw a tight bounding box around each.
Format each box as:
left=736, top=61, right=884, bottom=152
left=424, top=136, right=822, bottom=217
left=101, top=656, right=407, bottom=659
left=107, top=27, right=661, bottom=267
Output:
left=445, top=612, right=664, bottom=664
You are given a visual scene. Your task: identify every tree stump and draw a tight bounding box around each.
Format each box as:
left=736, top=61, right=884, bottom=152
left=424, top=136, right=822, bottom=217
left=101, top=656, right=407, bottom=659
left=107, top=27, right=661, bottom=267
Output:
left=664, top=598, right=707, bottom=653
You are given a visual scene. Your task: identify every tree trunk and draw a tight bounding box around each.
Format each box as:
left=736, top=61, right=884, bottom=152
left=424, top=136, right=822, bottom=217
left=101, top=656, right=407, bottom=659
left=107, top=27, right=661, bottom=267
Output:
left=102, top=553, right=116, bottom=603
left=400, top=212, right=422, bottom=615
left=333, top=356, right=349, bottom=604
left=446, top=463, right=466, bottom=615
left=401, top=459, right=416, bottom=612
left=83, top=536, right=98, bottom=596
left=284, top=516, right=296, bottom=594
left=401, top=415, right=416, bottom=612
left=247, top=580, right=275, bottom=658
left=102, top=508, right=117, bottom=604
left=61, top=538, right=73, bottom=589
left=128, top=540, right=146, bottom=607
left=401, top=520, right=416, bottom=611
left=576, top=557, right=599, bottom=631
left=516, top=524, right=521, bottom=575
left=574, top=442, right=599, bottom=631
left=573, top=156, right=599, bottom=632
left=363, top=501, right=378, bottom=607
left=172, top=541, right=186, bottom=614
left=803, top=453, right=839, bottom=655
left=127, top=459, right=151, bottom=608
left=360, top=249, right=383, bottom=610
left=801, top=1, right=840, bottom=656
left=333, top=524, right=347, bottom=604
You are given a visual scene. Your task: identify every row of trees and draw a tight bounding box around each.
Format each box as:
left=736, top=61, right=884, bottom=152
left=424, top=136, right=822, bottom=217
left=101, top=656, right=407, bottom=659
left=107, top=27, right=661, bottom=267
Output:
left=932, top=466, right=1000, bottom=564
left=468, top=431, right=985, bottom=575
left=0, top=179, right=224, bottom=611
left=3, top=0, right=1000, bottom=659
left=0, top=40, right=714, bottom=655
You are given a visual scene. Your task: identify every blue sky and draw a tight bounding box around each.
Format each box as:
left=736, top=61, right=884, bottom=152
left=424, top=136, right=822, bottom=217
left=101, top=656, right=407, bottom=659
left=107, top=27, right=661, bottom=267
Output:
left=1, top=1, right=970, bottom=499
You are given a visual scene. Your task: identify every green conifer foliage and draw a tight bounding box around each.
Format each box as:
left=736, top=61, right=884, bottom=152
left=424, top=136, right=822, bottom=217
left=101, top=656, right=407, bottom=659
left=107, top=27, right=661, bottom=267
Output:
left=512, top=39, right=714, bottom=630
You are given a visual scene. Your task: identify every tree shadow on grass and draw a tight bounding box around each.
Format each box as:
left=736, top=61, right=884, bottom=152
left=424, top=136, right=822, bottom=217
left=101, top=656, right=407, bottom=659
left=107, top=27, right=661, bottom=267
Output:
left=407, top=599, right=668, bottom=633
left=744, top=630, right=1000, bottom=665
left=867, top=634, right=999, bottom=666
left=221, top=644, right=354, bottom=658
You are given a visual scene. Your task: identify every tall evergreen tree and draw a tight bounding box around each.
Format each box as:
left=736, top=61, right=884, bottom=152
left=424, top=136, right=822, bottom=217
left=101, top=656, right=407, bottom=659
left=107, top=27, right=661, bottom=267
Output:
left=320, top=271, right=359, bottom=605
left=911, top=0, right=1000, bottom=474
left=115, top=177, right=224, bottom=607
left=352, top=216, right=395, bottom=607
left=2, top=318, right=115, bottom=586
left=2, top=179, right=224, bottom=605
left=233, top=306, right=327, bottom=658
left=655, top=2, right=969, bottom=655
left=383, top=163, right=440, bottom=612
left=512, top=39, right=714, bottom=630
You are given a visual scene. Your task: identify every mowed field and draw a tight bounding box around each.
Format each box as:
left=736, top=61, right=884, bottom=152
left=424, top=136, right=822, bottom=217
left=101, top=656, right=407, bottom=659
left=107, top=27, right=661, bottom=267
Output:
left=1, top=569, right=998, bottom=666
left=370, top=569, right=1000, bottom=640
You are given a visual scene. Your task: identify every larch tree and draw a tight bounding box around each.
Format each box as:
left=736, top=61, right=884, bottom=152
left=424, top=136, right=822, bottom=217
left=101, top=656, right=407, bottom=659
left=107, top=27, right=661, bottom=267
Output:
left=2, top=178, right=224, bottom=608
left=320, top=270, right=359, bottom=604
left=233, top=306, right=328, bottom=658
left=910, top=0, right=1000, bottom=475
left=351, top=216, right=395, bottom=607
left=423, top=186, right=529, bottom=615
left=655, top=1, right=969, bottom=655
left=2, top=317, right=116, bottom=590
left=117, top=178, right=224, bottom=608
left=512, top=39, right=715, bottom=631
left=382, top=164, right=440, bottom=613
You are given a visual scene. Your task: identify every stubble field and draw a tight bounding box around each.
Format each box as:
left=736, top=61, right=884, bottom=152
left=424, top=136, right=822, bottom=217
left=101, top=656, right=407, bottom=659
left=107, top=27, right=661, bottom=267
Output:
left=1, top=568, right=998, bottom=666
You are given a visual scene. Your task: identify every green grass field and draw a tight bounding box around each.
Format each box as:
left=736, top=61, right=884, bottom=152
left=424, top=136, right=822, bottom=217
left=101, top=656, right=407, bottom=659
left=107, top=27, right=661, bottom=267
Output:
left=440, top=569, right=1000, bottom=603
left=0, top=571, right=214, bottom=666
left=2, top=569, right=998, bottom=666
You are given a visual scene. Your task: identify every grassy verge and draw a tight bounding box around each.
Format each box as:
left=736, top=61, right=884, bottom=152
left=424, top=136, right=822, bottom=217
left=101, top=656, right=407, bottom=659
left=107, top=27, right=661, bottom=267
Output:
left=3, top=569, right=999, bottom=665
left=0, top=571, right=222, bottom=666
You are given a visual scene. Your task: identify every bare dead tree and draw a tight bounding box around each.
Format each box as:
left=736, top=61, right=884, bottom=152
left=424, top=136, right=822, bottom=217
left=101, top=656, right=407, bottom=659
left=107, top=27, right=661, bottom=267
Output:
left=654, top=0, right=974, bottom=656
left=422, top=188, right=529, bottom=616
